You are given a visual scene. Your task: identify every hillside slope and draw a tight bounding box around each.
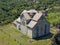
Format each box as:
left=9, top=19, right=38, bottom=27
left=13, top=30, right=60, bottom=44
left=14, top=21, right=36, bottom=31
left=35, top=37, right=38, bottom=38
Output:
left=0, top=24, right=52, bottom=45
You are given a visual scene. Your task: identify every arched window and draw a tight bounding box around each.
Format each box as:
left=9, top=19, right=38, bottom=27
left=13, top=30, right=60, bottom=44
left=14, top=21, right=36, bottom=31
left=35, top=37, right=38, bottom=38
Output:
left=18, top=25, right=21, bottom=30
left=20, top=14, right=26, bottom=26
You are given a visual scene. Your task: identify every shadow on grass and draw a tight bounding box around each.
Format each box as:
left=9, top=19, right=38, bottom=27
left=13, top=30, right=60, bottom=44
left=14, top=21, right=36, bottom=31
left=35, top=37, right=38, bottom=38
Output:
left=33, top=33, right=53, bottom=40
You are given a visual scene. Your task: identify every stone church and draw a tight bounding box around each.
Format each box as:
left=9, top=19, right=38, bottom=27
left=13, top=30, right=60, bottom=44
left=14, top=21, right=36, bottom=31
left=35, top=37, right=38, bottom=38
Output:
left=13, top=9, right=50, bottom=38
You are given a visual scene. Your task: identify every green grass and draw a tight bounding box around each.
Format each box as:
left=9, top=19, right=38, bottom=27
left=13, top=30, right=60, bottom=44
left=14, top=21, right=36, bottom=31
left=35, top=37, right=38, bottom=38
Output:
left=0, top=24, right=53, bottom=45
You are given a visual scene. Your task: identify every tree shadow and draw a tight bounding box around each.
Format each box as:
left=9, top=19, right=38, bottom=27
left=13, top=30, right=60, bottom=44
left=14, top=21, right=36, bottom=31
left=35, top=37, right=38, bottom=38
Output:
left=54, top=33, right=60, bottom=45
left=33, top=33, right=53, bottom=40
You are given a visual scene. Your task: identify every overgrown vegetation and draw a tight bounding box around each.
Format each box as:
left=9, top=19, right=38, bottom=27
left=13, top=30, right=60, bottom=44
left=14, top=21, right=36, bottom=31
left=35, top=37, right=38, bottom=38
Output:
left=0, top=24, right=52, bottom=45
left=0, top=0, right=60, bottom=25
left=46, top=12, right=60, bottom=26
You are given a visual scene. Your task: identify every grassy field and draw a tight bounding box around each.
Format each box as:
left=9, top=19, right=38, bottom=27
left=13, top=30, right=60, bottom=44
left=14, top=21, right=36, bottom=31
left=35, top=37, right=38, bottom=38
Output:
left=0, top=24, right=55, bottom=45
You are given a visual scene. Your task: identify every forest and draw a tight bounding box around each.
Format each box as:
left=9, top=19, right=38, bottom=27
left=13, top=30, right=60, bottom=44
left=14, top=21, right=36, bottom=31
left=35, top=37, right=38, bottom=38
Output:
left=0, top=0, right=60, bottom=25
